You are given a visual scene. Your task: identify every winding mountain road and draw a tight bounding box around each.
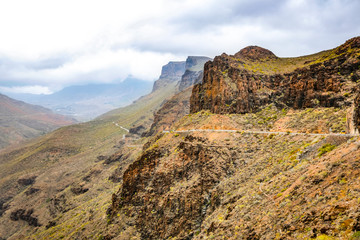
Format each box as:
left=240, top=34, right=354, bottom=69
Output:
left=113, top=122, right=129, bottom=139
left=163, top=129, right=359, bottom=137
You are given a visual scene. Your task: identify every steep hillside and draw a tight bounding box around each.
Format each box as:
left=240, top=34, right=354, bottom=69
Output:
left=151, top=61, right=186, bottom=92
left=109, top=110, right=359, bottom=239
left=2, top=38, right=360, bottom=240
left=0, top=60, right=186, bottom=240
left=178, top=56, right=212, bottom=92
left=105, top=38, right=360, bottom=239
left=145, top=56, right=211, bottom=136
left=0, top=93, right=75, bottom=149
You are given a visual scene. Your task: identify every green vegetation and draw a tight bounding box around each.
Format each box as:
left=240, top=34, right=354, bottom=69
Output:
left=351, top=231, right=360, bottom=239
left=0, top=79, right=180, bottom=239
left=313, top=234, right=335, bottom=240
left=318, top=143, right=336, bottom=157
left=234, top=49, right=331, bottom=75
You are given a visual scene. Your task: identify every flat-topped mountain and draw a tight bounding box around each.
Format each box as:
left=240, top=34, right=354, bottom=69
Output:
left=178, top=56, right=212, bottom=92
left=151, top=61, right=186, bottom=92
left=0, top=93, right=75, bottom=149
left=145, top=56, right=211, bottom=136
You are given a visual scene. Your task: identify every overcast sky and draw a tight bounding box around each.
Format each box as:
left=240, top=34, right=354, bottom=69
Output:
left=0, top=0, right=359, bottom=94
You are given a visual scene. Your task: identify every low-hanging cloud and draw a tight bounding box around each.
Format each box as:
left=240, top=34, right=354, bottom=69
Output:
left=0, top=0, right=359, bottom=94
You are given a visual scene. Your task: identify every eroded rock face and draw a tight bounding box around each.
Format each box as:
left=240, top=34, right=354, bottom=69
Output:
left=353, top=91, right=360, bottom=134
left=152, top=61, right=186, bottom=92
left=190, top=37, right=360, bottom=132
left=10, top=209, right=41, bottom=227
left=107, top=38, right=360, bottom=240
left=178, top=56, right=212, bottom=92
left=145, top=56, right=211, bottom=137
left=145, top=88, right=192, bottom=136
left=111, top=135, right=240, bottom=239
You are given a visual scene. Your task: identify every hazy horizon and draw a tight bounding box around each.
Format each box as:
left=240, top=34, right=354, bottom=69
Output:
left=0, top=0, right=359, bottom=95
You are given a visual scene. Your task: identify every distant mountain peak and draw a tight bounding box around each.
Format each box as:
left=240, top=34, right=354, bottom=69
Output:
left=0, top=93, right=75, bottom=149
left=159, top=61, right=186, bottom=79
left=152, top=61, right=186, bottom=92
left=185, top=56, right=212, bottom=70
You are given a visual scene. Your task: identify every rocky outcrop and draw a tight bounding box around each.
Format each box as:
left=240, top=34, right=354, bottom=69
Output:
left=145, top=56, right=211, bottom=137
left=347, top=89, right=360, bottom=134
left=109, top=111, right=360, bottom=239
left=17, top=176, right=37, bottom=186
left=190, top=37, right=360, bottom=131
left=151, top=61, right=186, bottom=92
left=144, top=88, right=192, bottom=136
left=10, top=209, right=41, bottom=227
left=178, top=56, right=212, bottom=92
left=234, top=45, right=278, bottom=60
left=129, top=125, right=146, bottom=135
left=111, top=134, right=240, bottom=239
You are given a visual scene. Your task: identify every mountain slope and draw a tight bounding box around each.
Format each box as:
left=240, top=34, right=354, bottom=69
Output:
left=191, top=37, right=360, bottom=135
left=145, top=56, right=211, bottom=136
left=106, top=37, right=360, bottom=239
left=1, top=37, right=360, bottom=240
left=0, top=60, right=187, bottom=240
left=0, top=93, right=75, bottom=149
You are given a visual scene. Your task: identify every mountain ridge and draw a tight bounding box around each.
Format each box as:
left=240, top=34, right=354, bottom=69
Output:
left=0, top=93, right=75, bottom=149
left=1, top=38, right=360, bottom=240
left=106, top=37, right=360, bottom=239
left=191, top=37, right=360, bottom=132
left=5, top=78, right=153, bottom=121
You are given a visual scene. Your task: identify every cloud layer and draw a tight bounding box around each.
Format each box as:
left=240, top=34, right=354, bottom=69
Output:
left=0, top=0, right=359, bottom=94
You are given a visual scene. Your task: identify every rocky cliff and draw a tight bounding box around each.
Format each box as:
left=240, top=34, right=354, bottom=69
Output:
left=2, top=38, right=360, bottom=240
left=145, top=56, right=211, bottom=136
left=178, top=56, right=212, bottom=92
left=191, top=37, right=360, bottom=132
left=107, top=38, right=360, bottom=240
left=151, top=61, right=186, bottom=92
left=109, top=108, right=360, bottom=239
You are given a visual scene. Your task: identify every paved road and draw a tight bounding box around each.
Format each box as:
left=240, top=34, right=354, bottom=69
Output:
left=163, top=129, right=359, bottom=137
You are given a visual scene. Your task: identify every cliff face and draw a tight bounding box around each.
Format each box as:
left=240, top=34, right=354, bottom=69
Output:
left=105, top=38, right=360, bottom=240
left=152, top=61, right=186, bottom=92
left=144, top=88, right=192, bottom=136
left=178, top=56, right=212, bottom=92
left=145, top=56, right=211, bottom=136
left=190, top=37, right=360, bottom=132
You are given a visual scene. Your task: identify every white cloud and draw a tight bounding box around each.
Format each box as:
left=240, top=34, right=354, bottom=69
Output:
left=0, top=0, right=359, bottom=94
left=4, top=49, right=181, bottom=90
left=0, top=85, right=52, bottom=95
